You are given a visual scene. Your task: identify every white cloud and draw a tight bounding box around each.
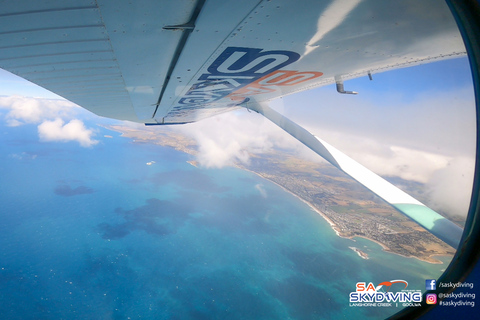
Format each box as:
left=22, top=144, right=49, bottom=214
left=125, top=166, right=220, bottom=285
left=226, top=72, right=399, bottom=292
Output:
left=276, top=86, right=476, bottom=159
left=319, top=132, right=475, bottom=217
left=0, top=95, right=77, bottom=126
left=0, top=95, right=99, bottom=147
left=426, top=156, right=475, bottom=218
left=38, top=118, right=98, bottom=147
left=5, top=119, right=22, bottom=127
left=269, top=82, right=476, bottom=218
left=317, top=134, right=452, bottom=184
left=176, top=110, right=296, bottom=168
left=8, top=152, right=37, bottom=160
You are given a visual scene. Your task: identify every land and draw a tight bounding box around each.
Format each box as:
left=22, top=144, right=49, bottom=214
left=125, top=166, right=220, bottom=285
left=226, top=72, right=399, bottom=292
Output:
left=349, top=247, right=369, bottom=260
left=105, top=124, right=456, bottom=263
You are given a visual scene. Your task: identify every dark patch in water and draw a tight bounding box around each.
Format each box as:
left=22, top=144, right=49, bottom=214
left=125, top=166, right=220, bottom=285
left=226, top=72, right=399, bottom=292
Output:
left=54, top=185, right=94, bottom=196
left=97, top=222, right=132, bottom=239
left=188, top=192, right=280, bottom=236
left=97, top=198, right=192, bottom=239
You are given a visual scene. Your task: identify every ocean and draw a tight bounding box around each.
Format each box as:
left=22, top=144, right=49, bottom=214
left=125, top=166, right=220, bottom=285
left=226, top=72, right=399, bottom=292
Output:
left=0, top=119, right=451, bottom=319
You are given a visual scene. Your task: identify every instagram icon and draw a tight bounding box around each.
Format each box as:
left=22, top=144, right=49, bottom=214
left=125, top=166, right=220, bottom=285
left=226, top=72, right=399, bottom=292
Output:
left=426, top=293, right=437, bottom=304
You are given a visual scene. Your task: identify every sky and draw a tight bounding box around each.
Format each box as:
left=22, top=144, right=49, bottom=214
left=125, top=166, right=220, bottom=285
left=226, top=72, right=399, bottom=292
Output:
left=0, top=56, right=476, bottom=221
left=177, top=57, right=476, bottom=220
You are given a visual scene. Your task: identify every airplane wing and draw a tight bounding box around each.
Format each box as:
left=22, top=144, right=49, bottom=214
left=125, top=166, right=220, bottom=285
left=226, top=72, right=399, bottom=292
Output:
left=0, top=0, right=465, bottom=125
left=0, top=0, right=467, bottom=246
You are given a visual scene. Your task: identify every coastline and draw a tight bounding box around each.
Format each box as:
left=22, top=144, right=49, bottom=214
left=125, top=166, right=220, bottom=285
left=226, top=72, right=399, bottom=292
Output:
left=239, top=165, right=450, bottom=265
left=102, top=125, right=453, bottom=266
left=238, top=165, right=341, bottom=231
left=350, top=236, right=448, bottom=265
left=349, top=246, right=369, bottom=259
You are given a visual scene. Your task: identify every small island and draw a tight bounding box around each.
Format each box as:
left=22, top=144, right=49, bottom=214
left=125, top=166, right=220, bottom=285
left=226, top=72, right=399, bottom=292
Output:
left=349, top=247, right=369, bottom=260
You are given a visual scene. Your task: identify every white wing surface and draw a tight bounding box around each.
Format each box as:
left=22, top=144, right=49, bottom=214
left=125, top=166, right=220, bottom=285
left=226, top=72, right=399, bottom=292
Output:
left=0, top=0, right=465, bottom=124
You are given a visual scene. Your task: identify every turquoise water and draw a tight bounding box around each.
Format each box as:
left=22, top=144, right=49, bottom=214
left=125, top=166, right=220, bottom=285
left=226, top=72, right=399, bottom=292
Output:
left=0, top=121, right=451, bottom=319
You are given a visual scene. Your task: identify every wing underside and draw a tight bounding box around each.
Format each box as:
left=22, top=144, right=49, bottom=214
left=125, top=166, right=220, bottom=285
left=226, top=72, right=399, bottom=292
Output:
left=0, top=0, right=466, bottom=124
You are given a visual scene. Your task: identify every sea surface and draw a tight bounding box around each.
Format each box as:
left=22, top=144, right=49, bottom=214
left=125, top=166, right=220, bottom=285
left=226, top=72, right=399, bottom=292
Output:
left=0, top=119, right=452, bottom=319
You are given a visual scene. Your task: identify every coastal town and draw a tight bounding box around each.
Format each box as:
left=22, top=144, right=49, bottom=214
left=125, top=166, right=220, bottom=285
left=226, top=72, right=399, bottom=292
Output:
left=105, top=124, right=456, bottom=263
left=239, top=152, right=456, bottom=263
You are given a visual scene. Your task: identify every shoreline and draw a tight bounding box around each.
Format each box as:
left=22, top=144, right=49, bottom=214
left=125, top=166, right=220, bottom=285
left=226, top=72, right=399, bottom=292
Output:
left=238, top=166, right=340, bottom=231
left=239, top=165, right=451, bottom=265
left=350, top=236, right=448, bottom=265
left=349, top=247, right=369, bottom=260
left=103, top=125, right=453, bottom=266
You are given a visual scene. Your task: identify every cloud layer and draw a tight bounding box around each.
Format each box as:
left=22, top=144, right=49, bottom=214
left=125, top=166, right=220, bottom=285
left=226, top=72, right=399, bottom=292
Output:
left=0, top=95, right=98, bottom=147
left=178, top=110, right=294, bottom=168
left=38, top=118, right=99, bottom=147
left=174, top=83, right=476, bottom=219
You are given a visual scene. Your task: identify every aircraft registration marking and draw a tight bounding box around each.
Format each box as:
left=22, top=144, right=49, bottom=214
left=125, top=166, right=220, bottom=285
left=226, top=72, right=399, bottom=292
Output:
left=166, top=46, right=323, bottom=118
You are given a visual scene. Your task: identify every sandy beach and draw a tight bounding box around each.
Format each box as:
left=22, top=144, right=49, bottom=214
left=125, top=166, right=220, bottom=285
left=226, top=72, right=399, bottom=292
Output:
left=240, top=166, right=450, bottom=265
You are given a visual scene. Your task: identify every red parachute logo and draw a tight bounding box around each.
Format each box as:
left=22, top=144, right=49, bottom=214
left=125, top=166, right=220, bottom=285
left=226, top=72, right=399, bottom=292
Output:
left=376, top=280, right=408, bottom=292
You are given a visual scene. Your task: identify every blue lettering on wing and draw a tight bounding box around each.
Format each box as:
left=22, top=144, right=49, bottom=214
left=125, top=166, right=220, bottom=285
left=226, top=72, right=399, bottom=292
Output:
left=167, top=47, right=300, bottom=117
left=206, top=47, right=300, bottom=79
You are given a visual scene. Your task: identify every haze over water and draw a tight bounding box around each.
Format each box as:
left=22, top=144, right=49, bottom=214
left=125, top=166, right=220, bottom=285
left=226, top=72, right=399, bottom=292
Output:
left=0, top=120, right=450, bottom=319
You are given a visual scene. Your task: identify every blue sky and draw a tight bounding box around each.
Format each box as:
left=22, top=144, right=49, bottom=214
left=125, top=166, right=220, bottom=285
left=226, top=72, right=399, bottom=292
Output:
left=0, top=68, right=63, bottom=99
left=277, top=57, right=475, bottom=153
left=348, top=57, right=473, bottom=95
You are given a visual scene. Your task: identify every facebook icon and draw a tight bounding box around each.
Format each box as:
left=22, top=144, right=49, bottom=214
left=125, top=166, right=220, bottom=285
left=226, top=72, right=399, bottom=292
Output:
left=426, top=279, right=436, bottom=290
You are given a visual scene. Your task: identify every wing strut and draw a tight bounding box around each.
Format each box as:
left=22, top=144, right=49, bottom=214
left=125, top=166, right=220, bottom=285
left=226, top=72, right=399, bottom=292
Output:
left=248, top=102, right=463, bottom=248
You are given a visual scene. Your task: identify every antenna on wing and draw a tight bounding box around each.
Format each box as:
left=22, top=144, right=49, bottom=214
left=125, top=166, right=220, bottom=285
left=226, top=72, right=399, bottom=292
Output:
left=335, top=76, right=358, bottom=94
